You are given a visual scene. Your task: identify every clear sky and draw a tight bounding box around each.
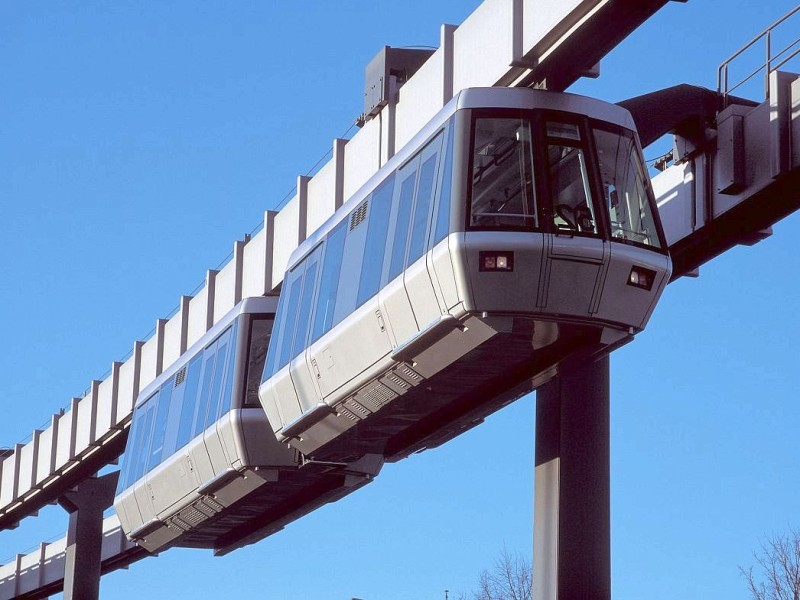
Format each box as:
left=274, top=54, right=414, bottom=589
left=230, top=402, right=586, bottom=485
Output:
left=1, top=2, right=799, bottom=599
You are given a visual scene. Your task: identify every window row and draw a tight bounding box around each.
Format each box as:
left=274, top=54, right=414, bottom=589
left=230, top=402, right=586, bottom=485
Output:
left=468, top=114, right=662, bottom=250
left=264, top=122, right=456, bottom=379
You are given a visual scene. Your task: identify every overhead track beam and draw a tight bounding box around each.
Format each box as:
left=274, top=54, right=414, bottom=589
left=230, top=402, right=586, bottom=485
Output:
left=514, top=0, right=687, bottom=91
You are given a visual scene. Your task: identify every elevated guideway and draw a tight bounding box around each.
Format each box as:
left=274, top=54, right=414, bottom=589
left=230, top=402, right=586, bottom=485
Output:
left=617, top=72, right=800, bottom=278
left=654, top=72, right=800, bottom=279
left=645, top=4, right=800, bottom=278
left=0, top=515, right=144, bottom=600
left=6, top=0, right=773, bottom=598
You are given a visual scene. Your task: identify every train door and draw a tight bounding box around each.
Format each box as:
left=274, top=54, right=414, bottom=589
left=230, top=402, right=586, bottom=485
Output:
left=289, top=247, right=324, bottom=413
left=539, top=117, right=609, bottom=318
left=313, top=199, right=393, bottom=400
left=115, top=412, right=143, bottom=531
left=119, top=398, right=152, bottom=528
left=169, top=354, right=204, bottom=503
left=130, top=394, right=158, bottom=525
left=404, top=133, right=445, bottom=331
left=142, top=375, right=179, bottom=517
left=187, top=334, right=223, bottom=485
left=428, top=121, right=460, bottom=311
left=380, top=156, right=422, bottom=346
left=218, top=318, right=249, bottom=463
left=262, top=262, right=308, bottom=427
left=380, top=133, right=445, bottom=348
left=304, top=223, right=346, bottom=403
left=203, top=326, right=237, bottom=473
left=147, top=358, right=202, bottom=514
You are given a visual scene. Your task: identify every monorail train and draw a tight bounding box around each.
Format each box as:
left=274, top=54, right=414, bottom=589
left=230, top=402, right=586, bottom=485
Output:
left=114, top=297, right=383, bottom=554
left=259, top=87, right=672, bottom=463
left=115, top=86, right=671, bottom=555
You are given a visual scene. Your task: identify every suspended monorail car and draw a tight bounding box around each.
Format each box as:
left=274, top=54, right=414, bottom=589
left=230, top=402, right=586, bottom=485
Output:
left=114, top=297, right=383, bottom=554
left=259, top=87, right=671, bottom=463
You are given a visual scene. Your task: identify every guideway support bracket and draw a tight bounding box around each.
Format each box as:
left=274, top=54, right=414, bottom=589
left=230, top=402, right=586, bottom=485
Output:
left=57, top=471, right=120, bottom=600
left=534, top=355, right=610, bottom=600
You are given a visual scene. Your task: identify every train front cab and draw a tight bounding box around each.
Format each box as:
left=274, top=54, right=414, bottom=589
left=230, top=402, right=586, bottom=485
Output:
left=460, top=96, right=669, bottom=332
left=259, top=88, right=671, bottom=464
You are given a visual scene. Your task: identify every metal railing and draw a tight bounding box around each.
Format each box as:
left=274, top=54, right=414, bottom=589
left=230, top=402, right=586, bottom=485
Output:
left=718, top=4, right=800, bottom=102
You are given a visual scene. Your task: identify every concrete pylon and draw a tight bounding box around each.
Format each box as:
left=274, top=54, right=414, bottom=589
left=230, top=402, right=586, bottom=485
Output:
left=533, top=355, right=610, bottom=600
left=58, top=471, right=119, bottom=600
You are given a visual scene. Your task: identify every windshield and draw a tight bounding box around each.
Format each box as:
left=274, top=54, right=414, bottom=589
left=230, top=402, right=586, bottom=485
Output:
left=594, top=127, right=662, bottom=249
left=546, top=121, right=598, bottom=235
left=469, top=116, right=536, bottom=229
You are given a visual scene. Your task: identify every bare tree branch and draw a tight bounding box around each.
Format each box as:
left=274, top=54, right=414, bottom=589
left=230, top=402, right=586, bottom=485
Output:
left=459, top=547, right=532, bottom=600
left=742, top=527, right=800, bottom=600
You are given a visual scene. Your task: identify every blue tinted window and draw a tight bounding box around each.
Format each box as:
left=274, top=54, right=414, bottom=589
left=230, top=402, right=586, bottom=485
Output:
left=434, top=124, right=455, bottom=243
left=408, top=154, right=438, bottom=264
left=206, top=340, right=228, bottom=429
left=357, top=176, right=395, bottom=306
left=388, top=171, right=417, bottom=281
left=331, top=213, right=368, bottom=326
left=206, top=327, right=236, bottom=425
left=292, top=260, right=319, bottom=357
left=296, top=268, right=320, bottom=353
left=192, top=350, right=217, bottom=438
left=276, top=273, right=303, bottom=370
left=147, top=378, right=174, bottom=470
left=219, top=332, right=237, bottom=414
left=129, top=400, right=151, bottom=484
left=160, top=381, right=184, bottom=460
left=124, top=409, right=148, bottom=489
left=118, top=409, right=143, bottom=491
left=133, top=398, right=157, bottom=483
left=175, top=355, right=202, bottom=451
left=262, top=290, right=287, bottom=382
left=310, top=223, right=346, bottom=343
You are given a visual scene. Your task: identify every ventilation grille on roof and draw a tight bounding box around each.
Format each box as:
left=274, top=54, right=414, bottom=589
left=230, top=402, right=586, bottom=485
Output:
left=175, top=366, right=187, bottom=387
left=350, top=200, right=368, bottom=230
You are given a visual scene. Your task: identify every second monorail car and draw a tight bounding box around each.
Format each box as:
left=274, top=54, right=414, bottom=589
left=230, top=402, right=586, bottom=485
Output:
left=259, top=87, right=671, bottom=463
left=114, top=297, right=383, bottom=555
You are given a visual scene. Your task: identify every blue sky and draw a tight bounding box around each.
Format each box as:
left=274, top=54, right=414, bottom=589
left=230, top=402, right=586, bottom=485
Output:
left=1, top=2, right=799, bottom=599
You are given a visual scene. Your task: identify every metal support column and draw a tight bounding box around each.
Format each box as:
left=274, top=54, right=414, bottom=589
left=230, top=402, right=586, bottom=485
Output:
left=533, top=355, right=610, bottom=600
left=58, top=471, right=119, bottom=600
